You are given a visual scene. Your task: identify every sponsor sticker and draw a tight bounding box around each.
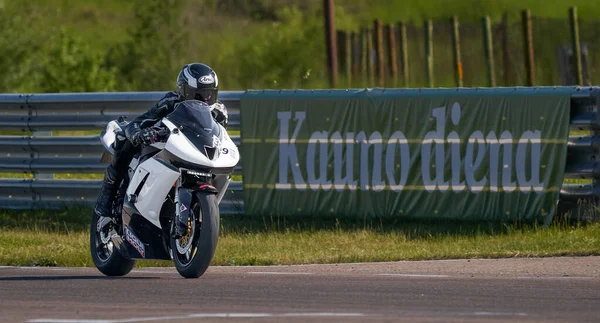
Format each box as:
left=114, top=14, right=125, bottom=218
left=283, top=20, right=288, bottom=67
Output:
left=199, top=75, right=214, bottom=84
left=125, top=227, right=145, bottom=258
left=212, top=135, right=222, bottom=148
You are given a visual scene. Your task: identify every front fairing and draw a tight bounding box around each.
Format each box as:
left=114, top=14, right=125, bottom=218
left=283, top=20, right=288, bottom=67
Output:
left=162, top=101, right=239, bottom=169
left=166, top=100, right=222, bottom=159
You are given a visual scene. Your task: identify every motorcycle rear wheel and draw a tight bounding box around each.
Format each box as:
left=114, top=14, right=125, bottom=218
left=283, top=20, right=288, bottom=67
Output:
left=171, top=192, right=219, bottom=279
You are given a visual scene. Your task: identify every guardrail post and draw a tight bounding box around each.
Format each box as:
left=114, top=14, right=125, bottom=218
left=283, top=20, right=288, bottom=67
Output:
left=32, top=131, right=53, bottom=180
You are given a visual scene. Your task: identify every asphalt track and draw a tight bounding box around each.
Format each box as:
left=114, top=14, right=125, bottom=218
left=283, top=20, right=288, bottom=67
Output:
left=1, top=257, right=599, bottom=323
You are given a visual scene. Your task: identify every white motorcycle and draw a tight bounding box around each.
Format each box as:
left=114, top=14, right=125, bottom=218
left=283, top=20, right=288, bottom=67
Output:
left=90, top=100, right=239, bottom=278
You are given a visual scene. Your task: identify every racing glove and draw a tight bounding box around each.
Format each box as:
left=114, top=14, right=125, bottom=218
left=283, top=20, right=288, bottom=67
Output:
left=126, top=123, right=170, bottom=147
left=211, top=102, right=228, bottom=128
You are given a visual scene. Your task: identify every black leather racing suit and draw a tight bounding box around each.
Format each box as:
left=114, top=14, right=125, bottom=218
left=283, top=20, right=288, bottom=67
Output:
left=94, top=91, right=228, bottom=217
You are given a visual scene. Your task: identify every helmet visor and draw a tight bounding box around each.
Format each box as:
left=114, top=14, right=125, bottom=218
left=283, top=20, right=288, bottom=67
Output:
left=194, top=89, right=217, bottom=105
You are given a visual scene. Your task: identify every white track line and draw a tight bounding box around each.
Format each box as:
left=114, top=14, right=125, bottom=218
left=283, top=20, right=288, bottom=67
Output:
left=248, top=271, right=314, bottom=275
left=517, top=276, right=594, bottom=279
left=0, top=266, right=72, bottom=271
left=29, top=313, right=369, bottom=323
left=377, top=274, right=449, bottom=278
left=130, top=270, right=178, bottom=274
left=473, top=312, right=528, bottom=316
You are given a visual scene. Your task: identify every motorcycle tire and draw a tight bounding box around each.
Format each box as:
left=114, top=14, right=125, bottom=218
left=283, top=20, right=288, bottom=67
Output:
left=171, top=192, right=219, bottom=279
left=90, top=212, right=135, bottom=276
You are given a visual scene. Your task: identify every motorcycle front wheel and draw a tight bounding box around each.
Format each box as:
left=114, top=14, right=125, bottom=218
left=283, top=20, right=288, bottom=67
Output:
left=171, top=192, right=220, bottom=279
left=90, top=212, right=135, bottom=276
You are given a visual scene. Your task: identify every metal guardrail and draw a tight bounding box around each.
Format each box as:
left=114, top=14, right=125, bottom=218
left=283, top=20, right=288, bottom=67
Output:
left=559, top=87, right=600, bottom=219
left=1, top=88, right=599, bottom=219
left=0, top=91, right=244, bottom=214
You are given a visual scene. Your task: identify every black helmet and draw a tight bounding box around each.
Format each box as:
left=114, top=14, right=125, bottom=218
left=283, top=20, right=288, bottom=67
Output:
left=176, top=63, right=218, bottom=105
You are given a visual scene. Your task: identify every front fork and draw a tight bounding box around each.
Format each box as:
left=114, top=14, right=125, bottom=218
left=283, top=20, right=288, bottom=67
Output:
left=172, top=173, right=221, bottom=238
left=173, top=178, right=193, bottom=239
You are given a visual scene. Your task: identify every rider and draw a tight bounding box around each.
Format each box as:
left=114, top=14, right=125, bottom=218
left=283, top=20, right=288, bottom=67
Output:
left=94, top=63, right=228, bottom=219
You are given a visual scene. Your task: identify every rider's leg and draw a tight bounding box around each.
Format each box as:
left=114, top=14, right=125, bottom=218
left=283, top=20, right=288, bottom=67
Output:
left=94, top=138, right=137, bottom=218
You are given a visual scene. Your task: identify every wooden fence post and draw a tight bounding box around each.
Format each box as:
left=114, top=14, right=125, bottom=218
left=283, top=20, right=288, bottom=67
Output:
left=425, top=20, right=434, bottom=88
left=483, top=16, right=496, bottom=87
left=387, top=24, right=398, bottom=87
left=399, top=22, right=409, bottom=87
left=367, top=29, right=375, bottom=87
left=323, top=0, right=337, bottom=88
left=345, top=31, right=352, bottom=87
left=522, top=9, right=535, bottom=86
left=451, top=16, right=463, bottom=87
left=569, top=6, right=583, bottom=86
left=374, top=19, right=385, bottom=87
left=502, top=12, right=511, bottom=86
left=351, top=32, right=360, bottom=86
left=361, top=29, right=368, bottom=86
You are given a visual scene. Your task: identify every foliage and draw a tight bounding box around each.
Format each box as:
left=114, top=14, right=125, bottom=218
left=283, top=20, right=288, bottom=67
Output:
left=0, top=3, right=116, bottom=93
left=3, top=0, right=600, bottom=93
left=32, top=30, right=118, bottom=93
left=104, top=0, right=186, bottom=91
left=228, top=6, right=328, bottom=89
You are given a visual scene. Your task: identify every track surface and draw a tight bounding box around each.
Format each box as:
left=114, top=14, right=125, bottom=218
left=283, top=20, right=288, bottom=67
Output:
left=1, top=257, right=599, bottom=323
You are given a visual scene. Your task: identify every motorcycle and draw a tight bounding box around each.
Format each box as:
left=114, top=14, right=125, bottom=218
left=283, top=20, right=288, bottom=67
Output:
left=90, top=100, right=239, bottom=278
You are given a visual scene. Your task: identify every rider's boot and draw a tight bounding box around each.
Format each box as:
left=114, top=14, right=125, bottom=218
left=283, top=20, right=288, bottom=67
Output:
left=94, top=165, right=120, bottom=219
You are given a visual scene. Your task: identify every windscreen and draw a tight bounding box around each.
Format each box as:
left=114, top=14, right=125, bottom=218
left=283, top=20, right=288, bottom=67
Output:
left=166, top=100, right=221, bottom=156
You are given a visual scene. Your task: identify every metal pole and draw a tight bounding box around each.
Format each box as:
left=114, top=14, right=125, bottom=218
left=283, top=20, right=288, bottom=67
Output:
left=451, top=16, right=463, bottom=87
left=33, top=131, right=53, bottom=180
left=522, top=9, right=535, bottom=86
left=425, top=20, right=434, bottom=88
left=323, top=0, right=337, bottom=88
left=483, top=16, right=496, bottom=87
left=570, top=6, right=583, bottom=86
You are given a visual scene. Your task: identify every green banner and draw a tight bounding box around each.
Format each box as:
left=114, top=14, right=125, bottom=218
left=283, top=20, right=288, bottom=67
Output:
left=240, top=88, right=572, bottom=222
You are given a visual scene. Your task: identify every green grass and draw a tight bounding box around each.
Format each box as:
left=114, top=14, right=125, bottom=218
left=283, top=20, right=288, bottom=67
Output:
left=0, top=208, right=598, bottom=267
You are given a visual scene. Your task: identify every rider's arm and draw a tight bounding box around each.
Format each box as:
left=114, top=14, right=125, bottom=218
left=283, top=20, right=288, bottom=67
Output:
left=124, top=91, right=181, bottom=146
left=130, top=91, right=181, bottom=129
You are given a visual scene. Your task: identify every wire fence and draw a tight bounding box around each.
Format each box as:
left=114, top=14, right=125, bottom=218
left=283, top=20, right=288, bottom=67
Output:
left=335, top=9, right=598, bottom=88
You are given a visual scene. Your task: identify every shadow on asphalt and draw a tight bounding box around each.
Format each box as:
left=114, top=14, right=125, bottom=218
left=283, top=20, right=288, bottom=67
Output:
left=0, top=275, right=159, bottom=281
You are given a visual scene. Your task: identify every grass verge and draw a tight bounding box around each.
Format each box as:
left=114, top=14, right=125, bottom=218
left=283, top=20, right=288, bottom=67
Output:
left=0, top=209, right=598, bottom=267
